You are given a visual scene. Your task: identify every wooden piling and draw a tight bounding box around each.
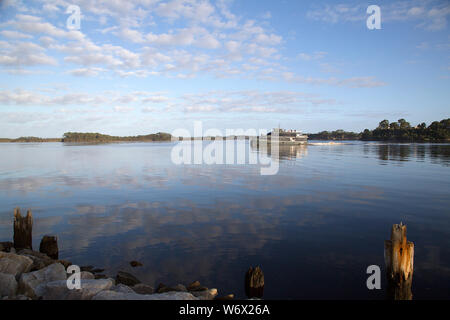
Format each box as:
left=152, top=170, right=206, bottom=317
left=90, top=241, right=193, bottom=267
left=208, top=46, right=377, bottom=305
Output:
left=40, top=235, right=59, bottom=260
left=245, top=266, right=264, bottom=298
left=13, top=207, right=33, bottom=250
left=384, top=223, right=414, bottom=300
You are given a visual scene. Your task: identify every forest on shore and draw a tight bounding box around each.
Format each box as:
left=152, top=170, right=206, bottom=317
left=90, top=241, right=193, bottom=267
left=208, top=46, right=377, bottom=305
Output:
left=307, top=118, right=450, bottom=142
left=0, top=132, right=172, bottom=143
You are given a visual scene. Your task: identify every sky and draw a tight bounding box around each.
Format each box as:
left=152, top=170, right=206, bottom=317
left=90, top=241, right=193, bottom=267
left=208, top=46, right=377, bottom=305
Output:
left=0, top=0, right=449, bottom=138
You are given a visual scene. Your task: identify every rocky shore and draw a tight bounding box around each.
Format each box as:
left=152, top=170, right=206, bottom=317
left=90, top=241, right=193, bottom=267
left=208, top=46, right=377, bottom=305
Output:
left=0, top=243, right=224, bottom=300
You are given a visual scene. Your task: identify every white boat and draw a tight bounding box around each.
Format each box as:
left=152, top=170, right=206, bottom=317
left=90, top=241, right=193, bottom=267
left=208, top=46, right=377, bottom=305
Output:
left=250, top=128, right=308, bottom=146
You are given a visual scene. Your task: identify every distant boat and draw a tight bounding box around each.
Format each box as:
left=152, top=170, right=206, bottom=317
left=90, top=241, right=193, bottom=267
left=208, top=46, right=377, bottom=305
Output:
left=250, top=128, right=308, bottom=146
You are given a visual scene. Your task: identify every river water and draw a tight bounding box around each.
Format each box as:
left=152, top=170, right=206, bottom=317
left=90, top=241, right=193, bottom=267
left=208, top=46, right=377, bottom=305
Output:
left=0, top=141, right=449, bottom=299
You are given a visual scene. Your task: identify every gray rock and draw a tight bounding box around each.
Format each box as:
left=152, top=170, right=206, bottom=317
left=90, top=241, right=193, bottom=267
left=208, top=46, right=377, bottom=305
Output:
left=18, top=263, right=67, bottom=299
left=187, top=280, right=201, bottom=291
left=93, top=291, right=199, bottom=300
left=115, top=271, right=140, bottom=286
left=191, top=288, right=218, bottom=300
left=111, top=284, right=134, bottom=294
left=37, top=278, right=114, bottom=300
left=0, top=252, right=33, bottom=277
left=132, top=283, right=154, bottom=295
left=156, top=283, right=175, bottom=293
left=18, top=249, right=55, bottom=271
left=80, top=271, right=95, bottom=279
left=215, top=294, right=234, bottom=300
left=80, top=265, right=94, bottom=272
left=2, top=294, right=31, bottom=300
left=0, top=242, right=13, bottom=252
left=0, top=273, right=18, bottom=297
left=56, top=260, right=72, bottom=269
left=173, top=284, right=187, bottom=292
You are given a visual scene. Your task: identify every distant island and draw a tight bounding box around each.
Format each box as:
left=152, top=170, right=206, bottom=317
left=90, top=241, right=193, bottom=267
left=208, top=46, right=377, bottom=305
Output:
left=0, top=132, right=172, bottom=143
left=0, top=118, right=448, bottom=143
left=61, top=132, right=172, bottom=142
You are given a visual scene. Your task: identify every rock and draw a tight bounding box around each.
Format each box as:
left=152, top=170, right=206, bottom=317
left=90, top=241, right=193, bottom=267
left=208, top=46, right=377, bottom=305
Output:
left=215, top=294, right=234, bottom=300
left=80, top=265, right=94, bottom=272
left=111, top=284, right=134, bottom=294
left=18, top=263, right=67, bottom=299
left=81, top=271, right=95, bottom=279
left=130, top=261, right=143, bottom=267
left=93, top=291, right=199, bottom=300
left=187, top=280, right=201, bottom=291
left=132, top=283, right=154, bottom=295
left=0, top=252, right=33, bottom=277
left=37, top=278, right=114, bottom=300
left=190, top=286, right=208, bottom=292
left=156, top=283, right=177, bottom=293
left=39, top=235, right=58, bottom=259
left=2, top=294, right=31, bottom=300
left=191, top=288, right=218, bottom=300
left=173, top=284, right=187, bottom=292
left=0, top=242, right=13, bottom=252
left=0, top=273, right=18, bottom=297
left=57, top=260, right=72, bottom=269
left=94, top=274, right=107, bottom=279
left=18, top=249, right=55, bottom=271
left=91, top=268, right=105, bottom=274
left=115, top=271, right=140, bottom=286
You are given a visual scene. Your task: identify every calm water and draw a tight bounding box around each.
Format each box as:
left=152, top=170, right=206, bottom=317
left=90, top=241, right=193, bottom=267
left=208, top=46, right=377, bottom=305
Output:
left=0, top=141, right=449, bottom=299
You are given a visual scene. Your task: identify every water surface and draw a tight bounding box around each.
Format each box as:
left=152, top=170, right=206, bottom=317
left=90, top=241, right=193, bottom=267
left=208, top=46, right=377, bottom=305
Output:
left=0, top=141, right=449, bottom=299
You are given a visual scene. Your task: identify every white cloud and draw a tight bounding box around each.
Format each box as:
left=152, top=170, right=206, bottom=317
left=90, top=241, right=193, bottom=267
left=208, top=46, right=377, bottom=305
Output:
left=0, top=41, right=57, bottom=66
left=307, top=1, right=450, bottom=31
left=114, top=106, right=134, bottom=113
left=179, top=90, right=336, bottom=114
left=0, top=30, right=32, bottom=39
left=297, top=51, right=327, bottom=61
left=282, top=73, right=386, bottom=88
left=68, top=67, right=105, bottom=77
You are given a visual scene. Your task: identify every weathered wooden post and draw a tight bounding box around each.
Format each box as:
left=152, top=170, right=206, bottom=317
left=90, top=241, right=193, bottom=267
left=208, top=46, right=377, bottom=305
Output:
left=384, top=223, right=414, bottom=300
left=40, top=235, right=59, bottom=259
left=13, top=207, right=33, bottom=250
left=245, top=266, right=264, bottom=298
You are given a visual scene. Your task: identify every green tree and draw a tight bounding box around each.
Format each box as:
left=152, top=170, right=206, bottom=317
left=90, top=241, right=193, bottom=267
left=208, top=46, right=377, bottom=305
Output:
left=378, top=120, right=390, bottom=129
left=398, top=119, right=410, bottom=129
left=389, top=122, right=399, bottom=129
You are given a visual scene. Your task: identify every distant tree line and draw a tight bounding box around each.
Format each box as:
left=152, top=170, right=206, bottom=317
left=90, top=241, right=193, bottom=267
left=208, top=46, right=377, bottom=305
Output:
left=307, top=118, right=449, bottom=142
left=0, top=137, right=61, bottom=142
left=307, top=130, right=361, bottom=140
left=361, top=118, right=450, bottom=142
left=62, top=132, right=172, bottom=142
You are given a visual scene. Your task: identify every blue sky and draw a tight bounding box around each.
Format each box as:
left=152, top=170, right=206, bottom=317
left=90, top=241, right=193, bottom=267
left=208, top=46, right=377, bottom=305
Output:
left=0, top=0, right=449, bottom=138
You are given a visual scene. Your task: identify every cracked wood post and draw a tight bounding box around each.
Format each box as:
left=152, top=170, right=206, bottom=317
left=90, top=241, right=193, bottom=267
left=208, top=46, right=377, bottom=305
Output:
left=384, top=223, right=414, bottom=300
left=245, top=266, right=264, bottom=299
left=13, top=207, right=33, bottom=250
left=40, top=235, right=59, bottom=259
